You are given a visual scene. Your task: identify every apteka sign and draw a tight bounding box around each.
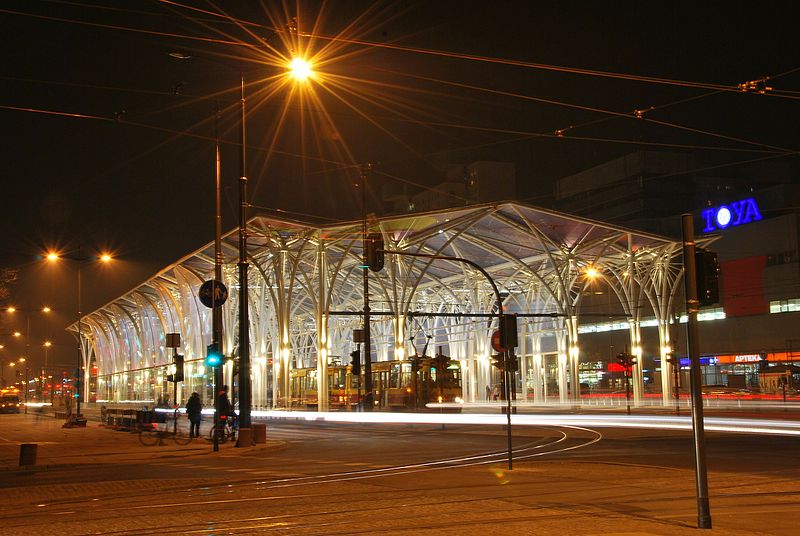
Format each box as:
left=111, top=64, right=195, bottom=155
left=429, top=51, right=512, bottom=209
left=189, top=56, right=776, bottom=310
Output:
left=701, top=198, right=762, bottom=232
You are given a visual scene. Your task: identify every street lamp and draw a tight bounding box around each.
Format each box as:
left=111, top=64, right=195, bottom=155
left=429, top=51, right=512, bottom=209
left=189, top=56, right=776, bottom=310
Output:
left=4, top=306, right=52, bottom=376
left=168, top=49, right=314, bottom=444
left=45, top=250, right=112, bottom=421
left=236, top=56, right=314, bottom=440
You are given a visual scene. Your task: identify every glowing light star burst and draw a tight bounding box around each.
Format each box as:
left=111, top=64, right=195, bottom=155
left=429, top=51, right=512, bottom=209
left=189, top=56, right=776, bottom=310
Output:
left=289, top=57, right=313, bottom=81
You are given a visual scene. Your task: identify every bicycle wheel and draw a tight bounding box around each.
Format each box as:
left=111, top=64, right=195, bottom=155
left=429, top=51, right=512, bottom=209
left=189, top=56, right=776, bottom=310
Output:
left=173, top=429, right=192, bottom=446
left=139, top=428, right=161, bottom=446
left=208, top=425, right=228, bottom=444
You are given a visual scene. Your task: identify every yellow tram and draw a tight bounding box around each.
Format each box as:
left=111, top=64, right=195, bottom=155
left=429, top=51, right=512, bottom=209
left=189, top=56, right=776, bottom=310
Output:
left=289, top=356, right=462, bottom=411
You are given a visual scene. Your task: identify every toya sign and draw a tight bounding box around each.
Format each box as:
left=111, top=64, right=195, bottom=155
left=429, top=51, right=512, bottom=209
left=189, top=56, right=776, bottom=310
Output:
left=701, top=198, right=762, bottom=232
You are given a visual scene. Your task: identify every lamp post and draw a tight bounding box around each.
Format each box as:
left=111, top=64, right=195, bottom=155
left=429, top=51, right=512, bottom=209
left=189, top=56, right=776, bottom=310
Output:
left=237, top=72, right=252, bottom=440
left=4, top=306, right=52, bottom=401
left=168, top=52, right=313, bottom=438
left=45, top=250, right=112, bottom=420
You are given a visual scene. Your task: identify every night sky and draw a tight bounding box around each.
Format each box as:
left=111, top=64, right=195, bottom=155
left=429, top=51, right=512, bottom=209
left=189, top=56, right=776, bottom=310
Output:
left=1, top=0, right=798, bottom=370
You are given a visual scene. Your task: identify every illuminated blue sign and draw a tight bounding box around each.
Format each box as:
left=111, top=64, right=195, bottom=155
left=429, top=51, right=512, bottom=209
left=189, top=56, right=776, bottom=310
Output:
left=702, top=198, right=762, bottom=232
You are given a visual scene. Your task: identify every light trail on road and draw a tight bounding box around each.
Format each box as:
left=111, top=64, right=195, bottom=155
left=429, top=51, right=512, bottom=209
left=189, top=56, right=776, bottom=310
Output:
left=254, top=410, right=800, bottom=437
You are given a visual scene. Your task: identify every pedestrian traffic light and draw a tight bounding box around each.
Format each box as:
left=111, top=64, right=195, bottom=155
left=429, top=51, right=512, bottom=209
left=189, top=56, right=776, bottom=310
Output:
left=206, top=343, right=222, bottom=367
left=695, top=249, right=719, bottom=306
left=350, top=348, right=361, bottom=376
left=365, top=233, right=384, bottom=272
left=174, top=354, right=184, bottom=382
left=491, top=353, right=505, bottom=371
left=499, top=314, right=518, bottom=349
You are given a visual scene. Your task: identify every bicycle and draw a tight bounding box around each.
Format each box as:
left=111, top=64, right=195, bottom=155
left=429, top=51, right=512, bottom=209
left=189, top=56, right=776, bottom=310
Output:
left=208, top=414, right=238, bottom=444
left=138, top=415, right=193, bottom=446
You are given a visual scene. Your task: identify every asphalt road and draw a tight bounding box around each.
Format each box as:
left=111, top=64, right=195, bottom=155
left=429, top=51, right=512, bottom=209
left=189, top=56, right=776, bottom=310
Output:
left=1, top=413, right=799, bottom=535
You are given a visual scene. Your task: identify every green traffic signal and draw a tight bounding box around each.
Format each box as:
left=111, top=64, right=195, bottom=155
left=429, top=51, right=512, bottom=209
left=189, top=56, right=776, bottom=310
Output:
left=206, top=343, right=222, bottom=367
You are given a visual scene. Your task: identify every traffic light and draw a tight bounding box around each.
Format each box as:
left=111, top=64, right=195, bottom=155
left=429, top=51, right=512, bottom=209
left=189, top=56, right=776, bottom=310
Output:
left=616, top=351, right=637, bottom=375
left=491, top=353, right=505, bottom=371
left=350, top=348, right=361, bottom=375
left=499, top=314, right=518, bottom=349
left=665, top=353, right=679, bottom=367
left=365, top=233, right=384, bottom=272
left=174, top=354, right=184, bottom=382
left=168, top=354, right=185, bottom=382
left=695, top=249, right=719, bottom=306
left=505, top=354, right=519, bottom=373
left=206, top=343, right=222, bottom=367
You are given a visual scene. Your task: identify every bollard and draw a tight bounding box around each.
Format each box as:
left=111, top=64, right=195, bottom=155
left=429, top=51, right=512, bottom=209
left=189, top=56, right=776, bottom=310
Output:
left=19, top=443, right=38, bottom=466
left=236, top=427, right=254, bottom=447
left=253, top=423, right=267, bottom=444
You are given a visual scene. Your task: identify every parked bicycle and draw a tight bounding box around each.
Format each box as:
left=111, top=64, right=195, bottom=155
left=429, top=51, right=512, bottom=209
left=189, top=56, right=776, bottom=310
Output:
left=208, top=414, right=238, bottom=443
left=139, top=413, right=192, bottom=446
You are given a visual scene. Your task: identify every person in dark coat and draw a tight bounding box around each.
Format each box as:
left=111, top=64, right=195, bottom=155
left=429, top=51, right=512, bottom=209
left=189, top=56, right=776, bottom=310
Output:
left=185, top=392, right=203, bottom=438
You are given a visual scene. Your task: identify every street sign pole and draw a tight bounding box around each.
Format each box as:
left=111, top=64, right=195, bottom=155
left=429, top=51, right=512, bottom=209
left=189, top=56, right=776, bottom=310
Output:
left=199, top=279, right=228, bottom=452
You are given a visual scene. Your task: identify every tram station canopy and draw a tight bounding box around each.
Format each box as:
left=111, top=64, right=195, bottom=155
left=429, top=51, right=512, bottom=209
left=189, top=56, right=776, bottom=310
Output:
left=78, top=202, right=689, bottom=407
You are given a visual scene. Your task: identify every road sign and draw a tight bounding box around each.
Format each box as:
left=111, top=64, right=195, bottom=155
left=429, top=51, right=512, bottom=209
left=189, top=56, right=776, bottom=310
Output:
left=491, top=329, right=505, bottom=352
left=199, top=280, right=228, bottom=308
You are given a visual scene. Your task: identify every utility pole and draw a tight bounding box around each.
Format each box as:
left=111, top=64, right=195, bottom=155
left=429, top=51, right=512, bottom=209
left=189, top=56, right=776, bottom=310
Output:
left=360, top=165, right=373, bottom=411
left=681, top=213, right=712, bottom=530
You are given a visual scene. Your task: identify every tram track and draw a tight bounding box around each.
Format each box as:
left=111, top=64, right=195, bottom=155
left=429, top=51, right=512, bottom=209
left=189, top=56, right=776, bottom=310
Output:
left=0, top=425, right=602, bottom=533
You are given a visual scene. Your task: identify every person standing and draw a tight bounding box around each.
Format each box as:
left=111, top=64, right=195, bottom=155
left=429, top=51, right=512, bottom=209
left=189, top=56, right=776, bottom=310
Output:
left=186, top=392, right=203, bottom=438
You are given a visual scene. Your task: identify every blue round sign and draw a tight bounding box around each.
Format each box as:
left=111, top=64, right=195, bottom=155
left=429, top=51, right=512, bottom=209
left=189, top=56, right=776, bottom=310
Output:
left=198, top=280, right=228, bottom=308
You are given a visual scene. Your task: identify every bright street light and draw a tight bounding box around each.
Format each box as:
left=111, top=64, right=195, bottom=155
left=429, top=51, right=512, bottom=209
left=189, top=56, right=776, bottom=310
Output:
left=289, top=57, right=313, bottom=81
left=43, top=248, right=114, bottom=421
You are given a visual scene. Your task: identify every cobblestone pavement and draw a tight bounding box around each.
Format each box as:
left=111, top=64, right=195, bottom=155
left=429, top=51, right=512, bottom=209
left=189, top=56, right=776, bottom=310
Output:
left=1, top=413, right=799, bottom=535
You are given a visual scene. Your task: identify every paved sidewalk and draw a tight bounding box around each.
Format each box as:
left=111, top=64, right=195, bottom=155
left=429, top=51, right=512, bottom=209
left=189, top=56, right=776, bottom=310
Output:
left=0, top=413, right=283, bottom=470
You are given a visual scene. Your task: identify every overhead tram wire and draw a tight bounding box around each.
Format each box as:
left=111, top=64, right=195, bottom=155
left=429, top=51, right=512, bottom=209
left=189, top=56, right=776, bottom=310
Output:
left=8, top=2, right=800, bottom=105
left=385, top=70, right=797, bottom=155
left=153, top=1, right=800, bottom=101
left=2, top=99, right=791, bottom=216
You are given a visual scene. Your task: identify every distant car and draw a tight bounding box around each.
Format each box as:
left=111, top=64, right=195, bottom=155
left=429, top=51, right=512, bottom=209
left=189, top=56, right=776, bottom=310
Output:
left=0, top=394, right=22, bottom=413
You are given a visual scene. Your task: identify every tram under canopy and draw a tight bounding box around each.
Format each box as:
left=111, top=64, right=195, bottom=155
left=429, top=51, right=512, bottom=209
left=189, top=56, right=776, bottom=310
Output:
left=74, top=202, right=688, bottom=409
